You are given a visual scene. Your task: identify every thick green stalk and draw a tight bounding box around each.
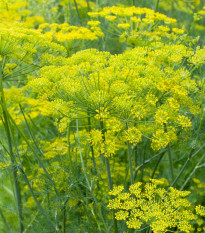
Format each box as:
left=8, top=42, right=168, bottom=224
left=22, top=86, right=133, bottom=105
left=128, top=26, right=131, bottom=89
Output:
left=164, top=124, right=174, bottom=181
left=134, top=146, right=138, bottom=169
left=151, top=151, right=165, bottom=179
left=139, top=150, right=145, bottom=182
left=67, top=122, right=73, bottom=172
left=155, top=0, right=160, bottom=12
left=0, top=63, right=23, bottom=233
left=76, top=118, right=109, bottom=232
left=0, top=208, right=11, bottom=233
left=88, top=112, right=97, bottom=174
left=62, top=123, right=73, bottom=233
left=96, top=0, right=99, bottom=7
left=86, top=0, right=90, bottom=11
left=151, top=125, right=174, bottom=180
left=105, top=156, right=113, bottom=189
left=55, top=210, right=59, bottom=232
left=126, top=123, right=134, bottom=185
left=100, top=120, right=118, bottom=233
left=197, top=164, right=205, bottom=169
left=76, top=117, right=91, bottom=190
left=62, top=197, right=69, bottom=233
left=100, top=120, right=113, bottom=190
left=73, top=0, right=82, bottom=24
left=167, top=143, right=174, bottom=181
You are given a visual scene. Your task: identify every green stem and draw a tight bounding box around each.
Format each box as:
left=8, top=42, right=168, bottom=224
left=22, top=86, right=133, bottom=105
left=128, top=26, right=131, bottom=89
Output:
left=126, top=123, right=134, bottom=185
left=86, top=0, right=90, bottom=11
left=180, top=153, right=205, bottom=190
left=171, top=144, right=205, bottom=187
left=105, top=157, right=113, bottom=190
left=134, top=146, right=138, bottom=170
left=134, top=149, right=166, bottom=181
left=151, top=151, right=165, bottom=178
left=55, top=210, right=59, bottom=232
left=67, top=121, right=73, bottom=173
left=76, top=117, right=109, bottom=232
left=0, top=208, right=11, bottom=233
left=0, top=63, right=23, bottom=233
left=15, top=112, right=60, bottom=230
left=139, top=150, right=145, bottom=182
left=100, top=120, right=118, bottom=233
left=88, top=112, right=97, bottom=174
left=171, top=158, right=190, bottom=187
left=100, top=120, right=113, bottom=190
left=167, top=143, right=174, bottom=181
left=13, top=132, right=57, bottom=231
left=155, top=0, right=160, bottom=12
left=8, top=110, right=61, bottom=228
left=18, top=105, right=59, bottom=196
left=96, top=0, right=99, bottom=7
left=73, top=0, right=82, bottom=24
left=76, top=116, right=91, bottom=190
left=197, top=164, right=205, bottom=168
left=62, top=197, right=69, bottom=233
left=164, top=124, right=174, bottom=181
left=18, top=166, right=56, bottom=229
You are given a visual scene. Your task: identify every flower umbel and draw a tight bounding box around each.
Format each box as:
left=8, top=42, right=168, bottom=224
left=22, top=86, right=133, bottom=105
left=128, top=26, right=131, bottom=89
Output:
left=108, top=179, right=201, bottom=233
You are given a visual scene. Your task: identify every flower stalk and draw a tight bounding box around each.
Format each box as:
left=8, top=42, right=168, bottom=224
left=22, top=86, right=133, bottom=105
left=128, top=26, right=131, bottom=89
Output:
left=126, top=122, right=134, bottom=185
left=0, top=61, right=23, bottom=233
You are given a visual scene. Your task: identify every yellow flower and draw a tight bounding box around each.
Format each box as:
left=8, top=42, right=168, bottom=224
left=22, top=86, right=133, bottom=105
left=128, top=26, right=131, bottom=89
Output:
left=105, top=15, right=116, bottom=21
left=87, top=20, right=101, bottom=27
left=127, top=218, right=142, bottom=229
left=172, top=27, right=184, bottom=34
left=117, top=23, right=131, bottom=29
left=196, top=205, right=205, bottom=216
left=125, top=127, right=142, bottom=144
left=108, top=180, right=199, bottom=232
left=131, top=16, right=141, bottom=23
left=151, top=129, right=170, bottom=151
left=115, top=210, right=129, bottom=220
left=109, top=185, right=124, bottom=196
left=154, top=109, right=169, bottom=125
left=177, top=115, right=192, bottom=128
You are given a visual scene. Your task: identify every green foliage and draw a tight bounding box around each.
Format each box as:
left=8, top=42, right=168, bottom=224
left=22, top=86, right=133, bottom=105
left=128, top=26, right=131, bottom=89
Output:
left=0, top=0, right=205, bottom=233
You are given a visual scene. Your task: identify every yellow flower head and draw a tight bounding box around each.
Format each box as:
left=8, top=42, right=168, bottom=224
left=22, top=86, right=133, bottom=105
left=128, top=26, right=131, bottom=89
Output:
left=108, top=179, right=199, bottom=232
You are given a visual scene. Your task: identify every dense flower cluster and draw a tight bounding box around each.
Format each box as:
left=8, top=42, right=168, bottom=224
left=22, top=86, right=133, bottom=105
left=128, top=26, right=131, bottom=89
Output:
left=27, top=43, right=202, bottom=152
left=87, top=5, right=198, bottom=47
left=0, top=0, right=205, bottom=232
left=39, top=23, right=104, bottom=55
left=108, top=179, right=201, bottom=233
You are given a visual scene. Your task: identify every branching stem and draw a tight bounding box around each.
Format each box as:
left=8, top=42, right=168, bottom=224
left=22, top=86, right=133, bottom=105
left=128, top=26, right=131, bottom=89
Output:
left=0, top=61, right=23, bottom=233
left=126, top=123, right=134, bottom=184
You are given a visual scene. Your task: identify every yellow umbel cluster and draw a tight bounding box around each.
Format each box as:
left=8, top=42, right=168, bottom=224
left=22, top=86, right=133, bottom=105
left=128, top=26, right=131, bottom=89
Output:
left=108, top=179, right=203, bottom=233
